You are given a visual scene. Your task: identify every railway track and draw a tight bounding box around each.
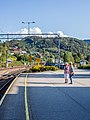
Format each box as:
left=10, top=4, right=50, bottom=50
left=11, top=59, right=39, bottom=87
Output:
left=0, top=76, right=15, bottom=99
left=0, top=67, right=29, bottom=100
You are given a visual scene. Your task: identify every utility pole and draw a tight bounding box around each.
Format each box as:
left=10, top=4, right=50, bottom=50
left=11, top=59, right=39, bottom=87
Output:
left=22, top=21, right=35, bottom=34
left=6, top=34, right=9, bottom=68
left=58, top=35, right=60, bottom=68
left=6, top=50, right=8, bottom=68
left=0, top=40, right=1, bottom=56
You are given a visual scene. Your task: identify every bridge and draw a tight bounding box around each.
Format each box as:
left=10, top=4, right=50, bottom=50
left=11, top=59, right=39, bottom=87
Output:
left=0, top=33, right=60, bottom=40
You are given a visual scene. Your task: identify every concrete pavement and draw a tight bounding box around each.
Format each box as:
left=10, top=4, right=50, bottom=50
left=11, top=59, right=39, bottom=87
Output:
left=0, top=74, right=26, bottom=120
left=0, top=69, right=90, bottom=120
left=27, top=70, right=90, bottom=120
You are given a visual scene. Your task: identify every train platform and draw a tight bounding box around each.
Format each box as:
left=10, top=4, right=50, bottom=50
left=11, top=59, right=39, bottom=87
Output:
left=0, top=69, right=90, bottom=120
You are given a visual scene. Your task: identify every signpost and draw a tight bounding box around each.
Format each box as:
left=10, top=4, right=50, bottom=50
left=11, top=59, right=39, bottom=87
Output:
left=36, top=58, right=40, bottom=66
left=30, top=56, right=32, bottom=62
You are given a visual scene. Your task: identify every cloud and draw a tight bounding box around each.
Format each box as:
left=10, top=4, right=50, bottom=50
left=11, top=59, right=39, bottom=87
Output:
left=57, top=31, right=68, bottom=37
left=17, top=28, right=68, bottom=37
left=19, top=28, right=28, bottom=34
left=12, top=27, right=42, bottom=38
left=45, top=31, right=68, bottom=38
left=40, top=31, right=53, bottom=38
left=48, top=32, right=53, bottom=34
left=9, top=27, right=69, bottom=38
left=31, top=27, right=42, bottom=34
left=17, top=27, right=42, bottom=34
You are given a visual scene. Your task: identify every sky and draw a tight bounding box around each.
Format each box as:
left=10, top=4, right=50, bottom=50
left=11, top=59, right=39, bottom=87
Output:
left=0, top=0, right=90, bottom=39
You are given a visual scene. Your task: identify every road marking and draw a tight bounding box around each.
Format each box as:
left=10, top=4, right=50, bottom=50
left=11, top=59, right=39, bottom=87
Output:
left=0, top=76, right=18, bottom=106
left=24, top=73, right=30, bottom=120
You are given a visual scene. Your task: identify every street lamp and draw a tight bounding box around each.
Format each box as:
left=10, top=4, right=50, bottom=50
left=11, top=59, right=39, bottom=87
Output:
left=0, top=40, right=2, bottom=56
left=6, top=34, right=9, bottom=68
left=58, top=34, right=61, bottom=69
left=22, top=21, right=35, bottom=34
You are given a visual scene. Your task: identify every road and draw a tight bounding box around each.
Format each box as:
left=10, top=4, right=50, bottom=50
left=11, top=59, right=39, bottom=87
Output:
left=0, top=69, right=90, bottom=120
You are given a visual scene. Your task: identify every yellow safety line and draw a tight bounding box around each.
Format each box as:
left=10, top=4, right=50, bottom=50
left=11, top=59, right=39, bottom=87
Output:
left=0, top=73, right=30, bottom=120
left=24, top=73, right=30, bottom=120
left=0, top=76, right=18, bottom=106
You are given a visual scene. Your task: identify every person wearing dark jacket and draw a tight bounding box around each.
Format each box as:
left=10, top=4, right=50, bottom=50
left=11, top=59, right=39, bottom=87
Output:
left=69, top=62, right=74, bottom=84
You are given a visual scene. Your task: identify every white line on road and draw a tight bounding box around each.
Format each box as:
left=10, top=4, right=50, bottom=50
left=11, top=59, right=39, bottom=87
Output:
left=24, top=73, right=30, bottom=120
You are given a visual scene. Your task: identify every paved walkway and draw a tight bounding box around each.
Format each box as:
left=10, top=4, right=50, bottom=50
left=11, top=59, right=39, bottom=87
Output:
left=0, top=75, right=26, bottom=120
left=27, top=70, right=90, bottom=120
left=0, top=69, right=90, bottom=120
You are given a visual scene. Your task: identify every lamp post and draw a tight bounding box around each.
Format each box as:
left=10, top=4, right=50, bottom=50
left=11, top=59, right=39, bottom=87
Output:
left=58, top=34, right=60, bottom=69
left=22, top=21, right=35, bottom=34
left=6, top=34, right=9, bottom=68
left=0, top=40, right=1, bottom=56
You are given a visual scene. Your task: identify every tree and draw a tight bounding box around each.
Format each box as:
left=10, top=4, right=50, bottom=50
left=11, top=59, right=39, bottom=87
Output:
left=47, top=58, right=53, bottom=63
left=86, top=54, right=90, bottom=62
left=77, top=52, right=84, bottom=60
left=73, top=53, right=80, bottom=63
left=64, top=51, right=74, bottom=63
left=17, top=55, right=22, bottom=61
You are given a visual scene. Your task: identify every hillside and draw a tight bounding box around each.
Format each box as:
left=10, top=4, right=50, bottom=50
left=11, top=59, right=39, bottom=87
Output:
left=84, top=39, right=90, bottom=45
left=5, top=36, right=90, bottom=55
left=1, top=36, right=90, bottom=64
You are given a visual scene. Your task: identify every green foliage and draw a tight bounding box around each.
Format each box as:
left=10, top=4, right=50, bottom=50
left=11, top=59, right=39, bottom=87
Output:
left=47, top=58, right=53, bottom=63
left=0, top=55, right=6, bottom=62
left=77, top=52, right=84, bottom=60
left=0, top=62, right=6, bottom=67
left=78, top=64, right=90, bottom=69
left=8, top=56, right=17, bottom=61
left=86, top=54, right=90, bottom=62
left=0, top=36, right=90, bottom=66
left=11, top=61, right=24, bottom=66
left=4, top=36, right=90, bottom=56
left=29, top=65, right=58, bottom=72
left=73, top=53, right=80, bottom=63
left=64, top=52, right=74, bottom=63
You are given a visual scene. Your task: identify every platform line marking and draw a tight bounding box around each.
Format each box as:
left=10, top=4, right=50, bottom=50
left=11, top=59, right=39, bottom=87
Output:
left=24, top=73, right=30, bottom=120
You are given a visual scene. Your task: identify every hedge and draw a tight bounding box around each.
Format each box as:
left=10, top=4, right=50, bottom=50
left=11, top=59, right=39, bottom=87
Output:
left=29, top=65, right=58, bottom=72
left=78, top=64, right=90, bottom=69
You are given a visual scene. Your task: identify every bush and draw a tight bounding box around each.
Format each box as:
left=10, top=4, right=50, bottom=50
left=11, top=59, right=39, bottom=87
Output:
left=78, top=64, right=90, bottom=69
left=29, top=65, right=58, bottom=72
left=11, top=61, right=24, bottom=66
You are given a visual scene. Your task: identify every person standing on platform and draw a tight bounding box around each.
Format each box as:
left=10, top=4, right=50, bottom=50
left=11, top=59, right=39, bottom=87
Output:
left=69, top=62, right=74, bottom=84
left=64, top=62, right=69, bottom=83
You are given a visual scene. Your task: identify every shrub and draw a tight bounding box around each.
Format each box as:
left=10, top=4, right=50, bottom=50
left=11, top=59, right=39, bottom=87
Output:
left=29, top=65, right=58, bottom=72
left=11, top=61, right=24, bottom=67
left=78, top=64, right=90, bottom=69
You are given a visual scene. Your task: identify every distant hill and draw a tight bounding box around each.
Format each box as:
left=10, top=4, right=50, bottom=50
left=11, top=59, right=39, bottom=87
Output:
left=4, top=36, right=90, bottom=57
left=84, top=39, right=90, bottom=44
